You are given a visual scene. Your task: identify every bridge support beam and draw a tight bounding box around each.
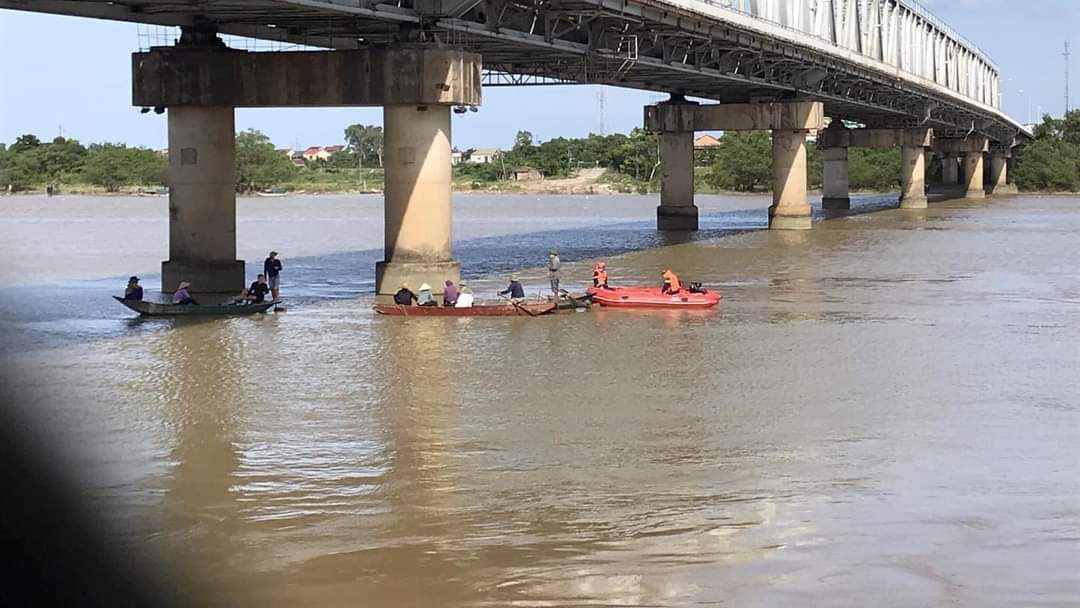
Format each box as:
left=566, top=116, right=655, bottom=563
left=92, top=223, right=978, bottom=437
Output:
left=375, top=104, right=460, bottom=295
left=963, top=152, right=985, bottom=199
left=134, top=33, right=481, bottom=297
left=900, top=145, right=929, bottom=209
left=934, top=137, right=988, bottom=199
left=162, top=106, right=244, bottom=297
left=657, top=131, right=697, bottom=230
left=822, top=147, right=850, bottom=210
left=769, top=130, right=812, bottom=230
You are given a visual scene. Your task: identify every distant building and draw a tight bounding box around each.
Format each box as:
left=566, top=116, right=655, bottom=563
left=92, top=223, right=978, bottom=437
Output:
left=302, top=146, right=332, bottom=161
left=451, top=149, right=464, bottom=166
left=511, top=167, right=542, bottom=181
left=323, top=145, right=346, bottom=155
left=693, top=134, right=720, bottom=148
left=276, top=148, right=293, bottom=158
left=466, top=147, right=501, bottom=164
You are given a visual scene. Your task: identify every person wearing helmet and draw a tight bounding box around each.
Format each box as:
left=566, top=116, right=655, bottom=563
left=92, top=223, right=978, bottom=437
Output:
left=592, top=261, right=609, bottom=289
left=660, top=268, right=678, bottom=295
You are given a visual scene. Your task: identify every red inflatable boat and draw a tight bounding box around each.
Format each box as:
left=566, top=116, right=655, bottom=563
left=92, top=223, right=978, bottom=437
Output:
left=586, top=286, right=722, bottom=309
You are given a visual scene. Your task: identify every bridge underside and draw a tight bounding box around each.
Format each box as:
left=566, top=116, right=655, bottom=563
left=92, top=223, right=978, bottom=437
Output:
left=8, top=0, right=1024, bottom=144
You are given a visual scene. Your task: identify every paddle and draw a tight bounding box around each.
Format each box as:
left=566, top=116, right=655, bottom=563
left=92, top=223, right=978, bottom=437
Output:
left=498, top=293, right=540, bottom=317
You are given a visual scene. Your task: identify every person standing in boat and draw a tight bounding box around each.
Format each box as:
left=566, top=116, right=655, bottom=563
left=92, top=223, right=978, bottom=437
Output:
left=547, top=249, right=561, bottom=296
left=173, top=281, right=198, bottom=305
left=123, top=276, right=143, bottom=301
left=454, top=282, right=475, bottom=308
left=393, top=283, right=417, bottom=305
left=443, top=280, right=459, bottom=307
left=661, top=269, right=681, bottom=294
left=499, top=275, right=526, bottom=302
left=263, top=251, right=282, bottom=301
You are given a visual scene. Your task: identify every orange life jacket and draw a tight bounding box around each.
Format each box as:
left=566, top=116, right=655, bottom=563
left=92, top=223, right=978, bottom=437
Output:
left=662, top=270, right=681, bottom=291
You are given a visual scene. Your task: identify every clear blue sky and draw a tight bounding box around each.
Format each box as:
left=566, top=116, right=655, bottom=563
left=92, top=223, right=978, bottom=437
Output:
left=1, top=1, right=1076, bottom=150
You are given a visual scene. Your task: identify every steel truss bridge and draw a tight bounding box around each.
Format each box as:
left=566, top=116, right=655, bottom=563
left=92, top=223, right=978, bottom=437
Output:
left=5, top=0, right=1027, bottom=143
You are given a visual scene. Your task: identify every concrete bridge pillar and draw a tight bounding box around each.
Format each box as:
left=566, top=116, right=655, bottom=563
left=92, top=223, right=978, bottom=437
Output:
left=900, top=145, right=929, bottom=209
left=657, top=130, right=698, bottom=230
left=162, top=106, right=244, bottom=297
left=769, top=130, right=812, bottom=230
left=963, top=151, right=985, bottom=199
left=988, top=150, right=1015, bottom=194
left=822, top=147, right=850, bottom=209
left=941, top=155, right=959, bottom=185
left=375, top=104, right=460, bottom=293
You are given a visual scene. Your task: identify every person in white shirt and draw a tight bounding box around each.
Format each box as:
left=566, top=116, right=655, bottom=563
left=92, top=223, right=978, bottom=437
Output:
left=454, top=283, right=475, bottom=308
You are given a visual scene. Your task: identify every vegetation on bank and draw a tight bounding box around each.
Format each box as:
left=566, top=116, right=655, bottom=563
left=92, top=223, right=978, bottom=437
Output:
left=4, top=111, right=1080, bottom=195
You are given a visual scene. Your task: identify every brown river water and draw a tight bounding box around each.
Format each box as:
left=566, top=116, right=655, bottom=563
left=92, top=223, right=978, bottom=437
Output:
left=0, top=192, right=1077, bottom=606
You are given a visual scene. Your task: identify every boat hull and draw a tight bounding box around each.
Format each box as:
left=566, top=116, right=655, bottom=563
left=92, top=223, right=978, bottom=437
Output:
left=373, top=302, right=556, bottom=316
left=113, top=296, right=277, bottom=316
left=586, top=286, right=721, bottom=309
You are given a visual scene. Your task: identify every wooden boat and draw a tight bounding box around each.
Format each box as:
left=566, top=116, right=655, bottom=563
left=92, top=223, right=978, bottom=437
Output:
left=113, top=296, right=277, bottom=316
left=373, top=301, right=557, bottom=316
left=586, top=286, right=721, bottom=309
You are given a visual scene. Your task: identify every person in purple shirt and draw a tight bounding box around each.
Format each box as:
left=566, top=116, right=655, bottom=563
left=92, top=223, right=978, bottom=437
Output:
left=172, top=281, right=198, bottom=306
left=442, top=280, right=459, bottom=306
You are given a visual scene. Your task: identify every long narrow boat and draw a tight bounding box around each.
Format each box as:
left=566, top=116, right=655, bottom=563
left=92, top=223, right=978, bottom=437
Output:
left=373, top=302, right=556, bottom=316
left=586, top=286, right=722, bottom=309
left=113, top=296, right=277, bottom=316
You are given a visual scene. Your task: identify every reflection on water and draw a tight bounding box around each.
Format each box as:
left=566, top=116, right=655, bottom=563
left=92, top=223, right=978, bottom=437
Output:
left=1, top=193, right=1079, bottom=606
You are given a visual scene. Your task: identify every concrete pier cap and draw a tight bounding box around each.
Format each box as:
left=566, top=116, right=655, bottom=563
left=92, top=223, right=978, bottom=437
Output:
left=934, top=137, right=989, bottom=200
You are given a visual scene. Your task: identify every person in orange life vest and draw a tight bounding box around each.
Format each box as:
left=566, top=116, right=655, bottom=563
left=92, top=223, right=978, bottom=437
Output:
left=592, top=261, right=610, bottom=289
left=661, top=269, right=681, bottom=294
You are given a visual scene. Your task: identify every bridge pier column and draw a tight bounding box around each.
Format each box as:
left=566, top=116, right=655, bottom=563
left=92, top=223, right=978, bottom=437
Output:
left=769, top=130, right=812, bottom=230
left=899, top=145, right=928, bottom=209
left=941, top=155, right=959, bottom=185
left=988, top=151, right=1015, bottom=194
left=657, top=130, right=698, bottom=230
left=375, top=104, right=460, bottom=295
left=963, top=151, right=985, bottom=199
left=162, top=106, right=244, bottom=297
left=822, top=147, right=850, bottom=209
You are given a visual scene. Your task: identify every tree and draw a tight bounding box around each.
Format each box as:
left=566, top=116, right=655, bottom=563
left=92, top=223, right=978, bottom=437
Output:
left=11, top=134, right=41, bottom=153
left=1012, top=110, right=1080, bottom=192
left=344, top=124, right=383, bottom=167
left=707, top=131, right=772, bottom=191
left=235, top=129, right=297, bottom=192
left=81, top=144, right=131, bottom=192
left=513, top=130, right=534, bottom=152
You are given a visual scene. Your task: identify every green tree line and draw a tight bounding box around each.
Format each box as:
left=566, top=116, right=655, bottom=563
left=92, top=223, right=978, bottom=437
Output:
left=1011, top=110, right=1080, bottom=192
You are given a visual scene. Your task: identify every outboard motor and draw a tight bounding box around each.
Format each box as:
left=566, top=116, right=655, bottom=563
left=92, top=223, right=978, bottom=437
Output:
left=688, top=281, right=706, bottom=293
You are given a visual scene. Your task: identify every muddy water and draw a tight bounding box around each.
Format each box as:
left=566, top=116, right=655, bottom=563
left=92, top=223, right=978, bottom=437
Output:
left=0, top=192, right=1077, bottom=606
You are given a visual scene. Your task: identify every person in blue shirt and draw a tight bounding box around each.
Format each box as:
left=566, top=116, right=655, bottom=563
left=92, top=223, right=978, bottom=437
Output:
left=499, top=275, right=526, bottom=302
left=263, top=251, right=283, bottom=301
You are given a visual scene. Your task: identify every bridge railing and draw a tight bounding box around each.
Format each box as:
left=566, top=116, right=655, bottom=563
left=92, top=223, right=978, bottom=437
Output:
left=669, top=0, right=1000, bottom=110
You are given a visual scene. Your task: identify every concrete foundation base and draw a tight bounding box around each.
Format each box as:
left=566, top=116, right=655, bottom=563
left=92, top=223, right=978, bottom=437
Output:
left=822, top=197, right=851, bottom=210
left=657, top=205, right=699, bottom=230
left=767, top=210, right=812, bottom=230
left=162, top=259, right=245, bottom=296
left=992, top=184, right=1019, bottom=195
left=376, top=260, right=460, bottom=296
left=899, top=197, right=928, bottom=209
left=964, top=189, right=986, bottom=200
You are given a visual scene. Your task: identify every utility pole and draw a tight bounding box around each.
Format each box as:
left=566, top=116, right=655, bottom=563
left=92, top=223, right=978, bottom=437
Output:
left=1065, top=41, right=1071, bottom=114
left=596, top=89, right=606, bottom=135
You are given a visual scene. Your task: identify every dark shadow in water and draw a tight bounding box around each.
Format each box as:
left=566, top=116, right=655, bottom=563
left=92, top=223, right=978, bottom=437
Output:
left=0, top=194, right=898, bottom=354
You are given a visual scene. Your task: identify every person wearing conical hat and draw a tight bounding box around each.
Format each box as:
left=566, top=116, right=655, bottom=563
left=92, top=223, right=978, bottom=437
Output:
left=172, top=281, right=198, bottom=306
left=393, top=282, right=417, bottom=306
left=416, top=282, right=437, bottom=307
left=499, top=275, right=525, bottom=302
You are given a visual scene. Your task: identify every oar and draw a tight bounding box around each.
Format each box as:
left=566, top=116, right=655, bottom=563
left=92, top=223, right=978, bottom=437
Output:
left=499, top=294, right=540, bottom=317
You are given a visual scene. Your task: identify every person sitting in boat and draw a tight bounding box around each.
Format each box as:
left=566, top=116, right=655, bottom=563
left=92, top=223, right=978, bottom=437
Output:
left=661, top=269, right=681, bottom=294
left=454, top=283, right=475, bottom=308
left=416, top=283, right=438, bottom=307
left=443, top=280, right=459, bottom=307
left=123, top=276, right=143, bottom=301
left=243, top=274, right=271, bottom=304
left=592, top=262, right=609, bottom=289
left=499, top=275, right=526, bottom=302
left=173, top=281, right=198, bottom=306
left=393, top=283, right=417, bottom=305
